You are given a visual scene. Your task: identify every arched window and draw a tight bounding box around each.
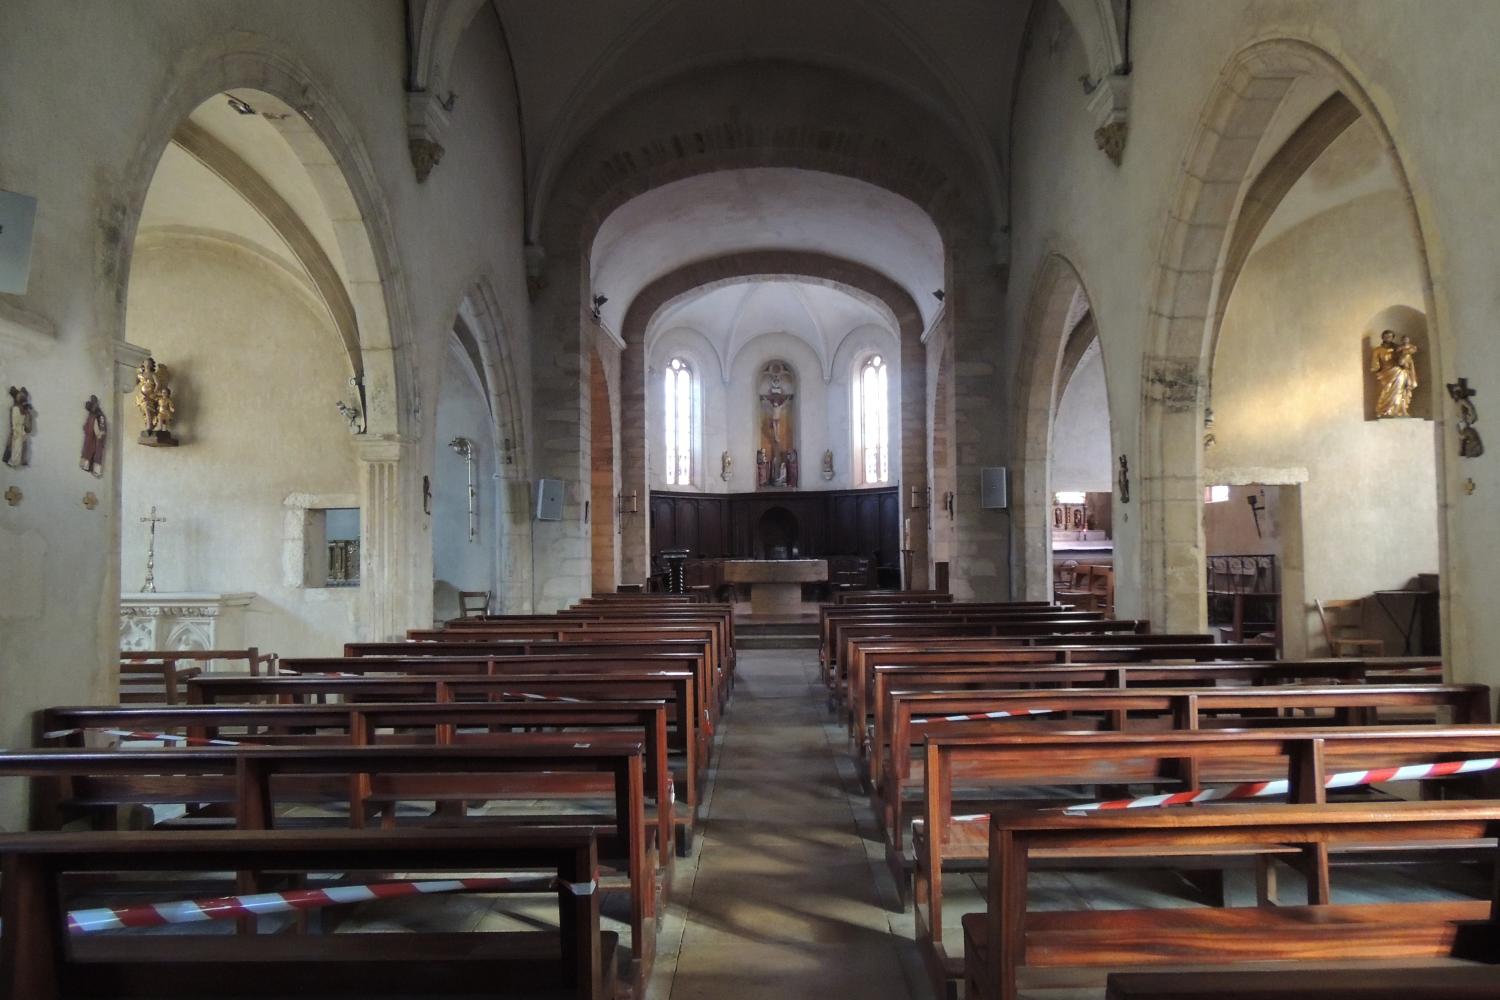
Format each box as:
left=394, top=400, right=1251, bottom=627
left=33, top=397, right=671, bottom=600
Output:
left=663, top=357, right=695, bottom=486
left=853, top=354, right=889, bottom=485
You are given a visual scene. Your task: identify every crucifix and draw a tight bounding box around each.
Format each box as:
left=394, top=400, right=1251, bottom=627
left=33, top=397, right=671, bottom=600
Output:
left=140, top=505, right=166, bottom=593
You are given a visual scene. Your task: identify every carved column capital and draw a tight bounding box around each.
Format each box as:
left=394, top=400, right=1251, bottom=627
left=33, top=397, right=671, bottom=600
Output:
left=1087, top=74, right=1131, bottom=166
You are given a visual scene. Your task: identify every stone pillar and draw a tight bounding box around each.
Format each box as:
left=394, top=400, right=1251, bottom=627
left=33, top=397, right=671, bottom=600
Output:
left=1138, top=360, right=1208, bottom=632
left=619, top=335, right=650, bottom=586
left=357, top=435, right=427, bottom=639
left=528, top=253, right=591, bottom=611
left=947, top=236, right=1011, bottom=601
left=899, top=303, right=930, bottom=590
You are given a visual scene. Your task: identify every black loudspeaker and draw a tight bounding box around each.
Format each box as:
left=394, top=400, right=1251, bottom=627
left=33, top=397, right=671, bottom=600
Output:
left=980, top=466, right=1009, bottom=510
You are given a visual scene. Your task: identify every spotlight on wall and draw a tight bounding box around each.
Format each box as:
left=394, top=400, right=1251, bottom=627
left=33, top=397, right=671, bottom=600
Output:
left=932, top=290, right=946, bottom=302
left=227, top=95, right=257, bottom=116
left=590, top=294, right=609, bottom=322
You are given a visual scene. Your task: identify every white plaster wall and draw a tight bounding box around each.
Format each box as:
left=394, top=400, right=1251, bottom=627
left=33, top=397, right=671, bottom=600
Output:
left=0, top=0, right=536, bottom=827
left=432, top=347, right=498, bottom=623
left=1209, top=191, right=1438, bottom=655
left=121, top=238, right=359, bottom=655
left=647, top=328, right=899, bottom=495
left=1051, top=342, right=1112, bottom=494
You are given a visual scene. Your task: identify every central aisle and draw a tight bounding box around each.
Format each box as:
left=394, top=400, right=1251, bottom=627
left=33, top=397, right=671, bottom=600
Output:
left=649, top=647, right=927, bottom=1000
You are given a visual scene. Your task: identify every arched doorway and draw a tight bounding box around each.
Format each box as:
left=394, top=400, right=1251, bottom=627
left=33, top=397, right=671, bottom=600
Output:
left=432, top=324, right=500, bottom=622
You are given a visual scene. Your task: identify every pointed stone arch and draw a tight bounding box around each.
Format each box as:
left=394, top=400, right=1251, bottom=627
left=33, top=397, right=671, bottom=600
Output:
left=1138, top=39, right=1450, bottom=645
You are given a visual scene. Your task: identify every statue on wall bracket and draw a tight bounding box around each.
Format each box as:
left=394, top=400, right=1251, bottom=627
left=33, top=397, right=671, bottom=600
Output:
left=80, top=394, right=107, bottom=477
left=1371, top=329, right=1419, bottom=418
left=134, top=358, right=179, bottom=446
left=3, top=385, right=34, bottom=469
left=756, top=359, right=798, bottom=489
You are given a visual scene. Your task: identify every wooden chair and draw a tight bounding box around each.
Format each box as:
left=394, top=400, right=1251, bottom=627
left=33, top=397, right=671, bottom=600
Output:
left=457, top=590, right=490, bottom=617
left=1316, top=598, right=1385, bottom=657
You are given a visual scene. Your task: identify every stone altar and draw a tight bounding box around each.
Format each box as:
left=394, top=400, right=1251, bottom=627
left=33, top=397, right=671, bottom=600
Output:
left=722, top=559, right=827, bottom=614
left=119, top=592, right=255, bottom=653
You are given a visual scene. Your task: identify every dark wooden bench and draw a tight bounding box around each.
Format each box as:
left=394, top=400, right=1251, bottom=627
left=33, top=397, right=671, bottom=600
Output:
left=867, top=657, right=1448, bottom=782
left=186, top=670, right=706, bottom=854
left=285, top=651, right=718, bottom=746
left=37, top=699, right=677, bottom=866
left=876, top=683, right=1490, bottom=902
left=0, top=827, right=613, bottom=1000
left=1106, top=965, right=1500, bottom=999
left=1, top=738, right=656, bottom=979
left=848, top=641, right=1285, bottom=756
left=963, top=801, right=1500, bottom=1000
left=915, top=725, right=1500, bottom=996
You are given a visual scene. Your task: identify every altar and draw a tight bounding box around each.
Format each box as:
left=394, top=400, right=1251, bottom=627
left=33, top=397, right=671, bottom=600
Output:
left=119, top=592, right=255, bottom=653
left=722, top=559, right=827, bottom=614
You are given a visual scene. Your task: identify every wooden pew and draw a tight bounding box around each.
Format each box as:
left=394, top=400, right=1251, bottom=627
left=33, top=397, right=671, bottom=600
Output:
left=915, top=725, right=1500, bottom=995
left=287, top=652, right=718, bottom=746
left=186, top=671, right=706, bottom=854
left=833, top=590, right=954, bottom=605
left=1, top=738, right=656, bottom=979
left=858, top=653, right=1446, bottom=777
left=963, top=802, right=1500, bottom=1000
left=385, top=632, right=728, bottom=714
left=875, top=683, right=1490, bottom=902
left=820, top=603, right=1077, bottom=674
left=830, top=617, right=1155, bottom=704
left=37, top=699, right=677, bottom=868
left=848, top=641, right=1285, bottom=757
left=0, top=827, right=613, bottom=1000
left=1106, top=965, right=1500, bottom=999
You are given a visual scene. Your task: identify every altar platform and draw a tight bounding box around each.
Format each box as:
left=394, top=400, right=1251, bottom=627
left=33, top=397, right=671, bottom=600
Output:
left=722, top=558, right=828, bottom=615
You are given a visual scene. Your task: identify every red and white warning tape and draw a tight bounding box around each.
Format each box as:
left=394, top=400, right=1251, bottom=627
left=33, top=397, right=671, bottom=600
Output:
left=42, top=728, right=245, bottom=747
left=946, top=755, right=1500, bottom=824
left=910, top=707, right=1058, bottom=725
left=62, top=874, right=595, bottom=934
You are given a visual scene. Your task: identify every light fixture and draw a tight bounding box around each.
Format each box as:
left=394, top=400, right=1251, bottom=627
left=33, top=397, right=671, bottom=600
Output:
left=590, top=294, right=608, bottom=322
left=932, top=289, right=945, bottom=302
left=227, top=95, right=256, bottom=116
left=448, top=437, right=477, bottom=542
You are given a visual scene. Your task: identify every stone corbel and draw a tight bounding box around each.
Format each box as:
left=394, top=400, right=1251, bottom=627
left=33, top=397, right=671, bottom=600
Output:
left=406, top=90, right=452, bottom=184
left=1087, top=73, right=1130, bottom=166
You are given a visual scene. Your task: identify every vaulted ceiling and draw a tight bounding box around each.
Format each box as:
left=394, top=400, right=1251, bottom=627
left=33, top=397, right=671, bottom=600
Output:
left=491, top=0, right=1030, bottom=216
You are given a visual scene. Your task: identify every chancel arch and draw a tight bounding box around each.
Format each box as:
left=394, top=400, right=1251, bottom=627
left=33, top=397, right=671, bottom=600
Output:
left=622, top=252, right=926, bottom=590
left=1141, top=40, right=1450, bottom=662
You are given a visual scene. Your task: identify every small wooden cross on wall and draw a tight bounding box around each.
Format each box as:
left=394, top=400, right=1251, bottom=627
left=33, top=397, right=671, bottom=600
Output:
left=3, top=485, right=19, bottom=506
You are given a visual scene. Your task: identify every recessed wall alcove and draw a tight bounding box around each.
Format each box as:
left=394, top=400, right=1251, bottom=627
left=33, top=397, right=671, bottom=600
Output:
left=756, top=507, right=801, bottom=559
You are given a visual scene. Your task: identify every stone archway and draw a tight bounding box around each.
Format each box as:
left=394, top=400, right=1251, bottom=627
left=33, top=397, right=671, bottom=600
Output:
left=529, top=59, right=1006, bottom=607
left=615, top=251, right=930, bottom=591
left=112, top=41, right=419, bottom=639
left=1012, top=254, right=1110, bottom=602
left=1139, top=39, right=1450, bottom=641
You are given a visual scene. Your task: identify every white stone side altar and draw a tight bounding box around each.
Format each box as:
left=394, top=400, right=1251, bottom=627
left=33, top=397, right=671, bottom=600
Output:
left=119, top=592, right=255, bottom=652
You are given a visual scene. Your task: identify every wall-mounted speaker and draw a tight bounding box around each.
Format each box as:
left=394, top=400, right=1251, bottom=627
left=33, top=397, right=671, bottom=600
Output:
left=980, top=466, right=1009, bottom=510
left=534, top=478, right=565, bottom=521
left=0, top=190, right=38, bottom=295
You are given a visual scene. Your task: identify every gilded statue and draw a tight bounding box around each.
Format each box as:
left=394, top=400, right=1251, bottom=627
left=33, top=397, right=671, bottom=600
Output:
left=1371, top=330, right=1419, bottom=418
left=134, top=358, right=179, bottom=446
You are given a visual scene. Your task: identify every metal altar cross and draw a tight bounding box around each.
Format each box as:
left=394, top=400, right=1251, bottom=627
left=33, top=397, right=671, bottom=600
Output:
left=140, top=505, right=166, bottom=593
